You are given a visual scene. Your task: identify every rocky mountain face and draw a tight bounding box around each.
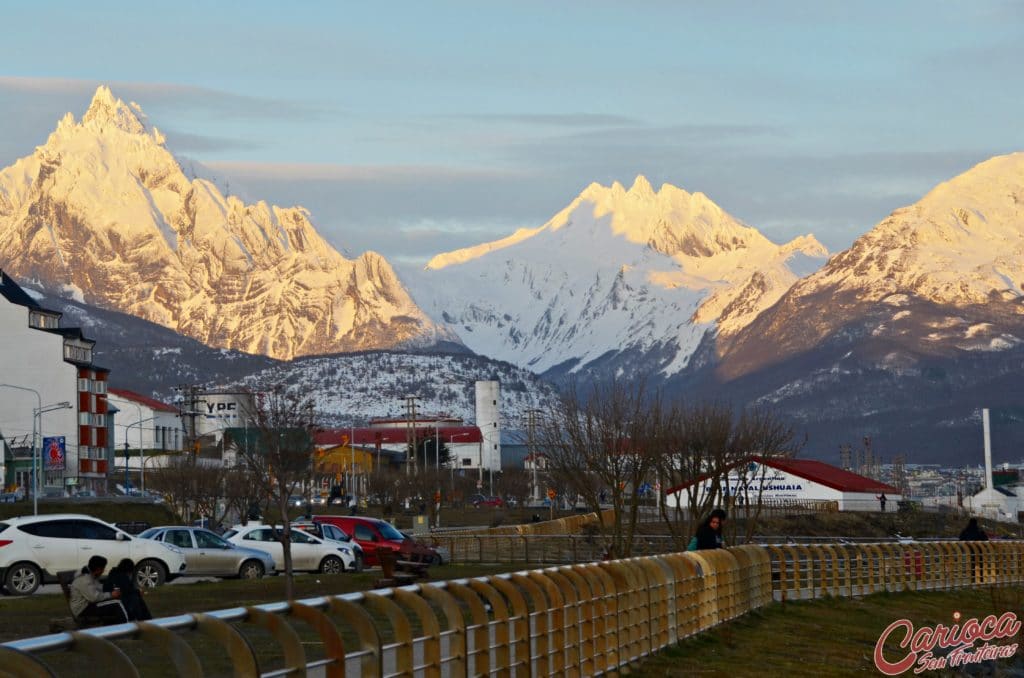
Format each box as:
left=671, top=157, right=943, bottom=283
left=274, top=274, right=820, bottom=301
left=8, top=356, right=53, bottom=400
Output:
left=0, top=86, right=454, bottom=361
left=407, top=176, right=827, bottom=380
left=690, top=153, right=1024, bottom=463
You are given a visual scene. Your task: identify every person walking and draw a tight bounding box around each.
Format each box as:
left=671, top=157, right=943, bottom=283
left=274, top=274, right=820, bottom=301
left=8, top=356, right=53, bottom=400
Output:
left=959, top=517, right=988, bottom=542
left=70, top=556, right=128, bottom=626
left=693, top=508, right=727, bottom=550
left=959, top=517, right=989, bottom=584
left=103, top=559, right=152, bottom=621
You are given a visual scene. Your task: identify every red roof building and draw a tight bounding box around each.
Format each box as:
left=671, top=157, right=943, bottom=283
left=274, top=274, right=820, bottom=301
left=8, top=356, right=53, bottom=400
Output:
left=666, top=455, right=901, bottom=513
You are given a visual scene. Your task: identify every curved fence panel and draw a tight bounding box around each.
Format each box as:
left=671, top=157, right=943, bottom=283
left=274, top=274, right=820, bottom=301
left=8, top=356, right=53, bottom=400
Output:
left=3, top=541, right=1022, bottom=676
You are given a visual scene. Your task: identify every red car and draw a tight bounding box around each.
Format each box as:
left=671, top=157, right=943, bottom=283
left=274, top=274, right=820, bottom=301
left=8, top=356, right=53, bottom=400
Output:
left=469, top=494, right=504, bottom=508
left=312, top=516, right=434, bottom=567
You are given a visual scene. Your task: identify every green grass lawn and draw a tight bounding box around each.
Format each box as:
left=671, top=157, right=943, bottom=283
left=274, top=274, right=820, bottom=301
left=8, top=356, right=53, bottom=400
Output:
left=633, top=587, right=1024, bottom=677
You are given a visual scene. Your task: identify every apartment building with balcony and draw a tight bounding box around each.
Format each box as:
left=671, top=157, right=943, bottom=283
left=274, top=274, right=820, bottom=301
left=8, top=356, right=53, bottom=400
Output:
left=0, top=271, right=111, bottom=495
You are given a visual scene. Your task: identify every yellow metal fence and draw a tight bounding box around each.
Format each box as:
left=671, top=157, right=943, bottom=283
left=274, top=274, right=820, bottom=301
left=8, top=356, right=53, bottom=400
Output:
left=0, top=541, right=1018, bottom=677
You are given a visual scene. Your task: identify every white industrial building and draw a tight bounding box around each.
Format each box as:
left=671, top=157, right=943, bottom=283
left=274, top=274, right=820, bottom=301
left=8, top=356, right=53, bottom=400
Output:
left=193, top=390, right=256, bottom=437
left=475, top=380, right=502, bottom=473
left=963, top=409, right=1023, bottom=522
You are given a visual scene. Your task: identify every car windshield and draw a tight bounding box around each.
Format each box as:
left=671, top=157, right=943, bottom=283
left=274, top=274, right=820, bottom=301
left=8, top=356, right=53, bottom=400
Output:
left=377, top=522, right=405, bottom=541
left=324, top=525, right=351, bottom=542
left=195, top=530, right=230, bottom=548
left=0, top=523, right=7, bottom=535
left=221, top=529, right=238, bottom=539
left=137, top=528, right=160, bottom=539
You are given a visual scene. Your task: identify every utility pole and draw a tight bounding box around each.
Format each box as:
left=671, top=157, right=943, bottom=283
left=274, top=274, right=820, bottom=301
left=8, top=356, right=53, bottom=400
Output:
left=526, top=408, right=541, bottom=503
left=175, top=384, right=205, bottom=464
left=401, top=395, right=419, bottom=476
left=839, top=443, right=852, bottom=471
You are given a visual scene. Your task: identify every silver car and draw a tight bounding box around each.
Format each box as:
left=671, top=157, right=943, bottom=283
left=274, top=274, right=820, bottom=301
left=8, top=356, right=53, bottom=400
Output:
left=138, top=526, right=276, bottom=579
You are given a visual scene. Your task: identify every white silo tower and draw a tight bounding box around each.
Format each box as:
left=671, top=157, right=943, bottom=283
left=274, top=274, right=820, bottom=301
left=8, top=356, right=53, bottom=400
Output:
left=475, top=380, right=501, bottom=472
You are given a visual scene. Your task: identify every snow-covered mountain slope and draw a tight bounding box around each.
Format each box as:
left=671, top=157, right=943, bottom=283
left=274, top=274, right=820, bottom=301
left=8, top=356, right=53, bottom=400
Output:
left=409, top=176, right=827, bottom=376
left=717, top=152, right=1024, bottom=380
left=26, top=284, right=555, bottom=429
left=0, top=86, right=454, bottom=360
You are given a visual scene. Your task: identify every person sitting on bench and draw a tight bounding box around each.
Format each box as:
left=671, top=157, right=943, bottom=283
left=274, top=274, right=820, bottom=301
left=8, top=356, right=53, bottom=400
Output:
left=103, top=558, right=152, bottom=621
left=70, top=555, right=128, bottom=626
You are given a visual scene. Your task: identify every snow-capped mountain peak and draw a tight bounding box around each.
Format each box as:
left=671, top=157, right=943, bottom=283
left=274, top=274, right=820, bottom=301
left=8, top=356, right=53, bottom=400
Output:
left=716, top=151, right=1024, bottom=380
left=0, top=85, right=453, bottom=361
left=79, top=85, right=148, bottom=136
left=412, top=177, right=827, bottom=377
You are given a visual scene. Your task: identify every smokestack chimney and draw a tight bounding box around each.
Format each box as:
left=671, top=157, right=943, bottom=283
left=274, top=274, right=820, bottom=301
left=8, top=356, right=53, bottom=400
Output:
left=983, top=408, right=993, bottom=493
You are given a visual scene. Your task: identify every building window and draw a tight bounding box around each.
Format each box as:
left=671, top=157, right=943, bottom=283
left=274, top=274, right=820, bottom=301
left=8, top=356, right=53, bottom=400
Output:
left=94, top=414, right=105, bottom=427
left=29, top=311, right=60, bottom=329
left=92, top=381, right=107, bottom=394
left=79, top=412, right=91, bottom=426
left=78, top=379, right=89, bottom=392
left=64, top=345, right=92, bottom=363
left=462, top=458, right=473, bottom=466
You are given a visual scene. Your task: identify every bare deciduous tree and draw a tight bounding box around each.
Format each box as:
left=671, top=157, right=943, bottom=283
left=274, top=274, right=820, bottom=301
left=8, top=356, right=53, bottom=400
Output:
left=497, top=468, right=531, bottom=508
left=234, top=387, right=318, bottom=600
left=655, top=401, right=800, bottom=548
left=535, top=379, right=659, bottom=557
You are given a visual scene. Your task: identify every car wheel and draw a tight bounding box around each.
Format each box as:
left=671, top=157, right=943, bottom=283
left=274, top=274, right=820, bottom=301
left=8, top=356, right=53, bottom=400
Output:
left=4, top=562, right=41, bottom=595
left=135, top=559, right=167, bottom=588
left=239, top=559, right=265, bottom=580
left=430, top=553, right=442, bottom=566
left=320, top=555, right=344, bottom=574
left=353, top=553, right=364, bottom=573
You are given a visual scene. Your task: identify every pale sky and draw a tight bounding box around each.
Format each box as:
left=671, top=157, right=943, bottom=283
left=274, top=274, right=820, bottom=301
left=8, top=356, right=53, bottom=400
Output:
left=1, top=1, right=1022, bottom=268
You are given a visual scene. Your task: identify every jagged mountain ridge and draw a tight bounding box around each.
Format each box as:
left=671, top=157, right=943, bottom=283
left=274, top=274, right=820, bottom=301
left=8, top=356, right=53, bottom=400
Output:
left=408, top=175, right=827, bottom=377
left=0, top=86, right=454, bottom=361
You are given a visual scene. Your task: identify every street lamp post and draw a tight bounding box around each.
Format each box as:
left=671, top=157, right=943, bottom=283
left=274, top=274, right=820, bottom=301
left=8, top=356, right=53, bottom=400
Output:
left=447, top=432, right=470, bottom=490
left=0, top=384, right=40, bottom=514
left=124, top=416, right=158, bottom=493
left=482, top=424, right=498, bottom=496
left=350, top=423, right=357, bottom=506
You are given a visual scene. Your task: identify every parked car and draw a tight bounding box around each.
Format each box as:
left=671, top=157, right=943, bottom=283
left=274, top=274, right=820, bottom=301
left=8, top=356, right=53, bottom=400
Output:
left=469, top=494, right=504, bottom=508
left=138, top=526, right=276, bottom=579
left=0, top=513, right=188, bottom=595
left=401, top=531, right=449, bottom=565
left=312, top=515, right=434, bottom=567
left=222, top=523, right=356, bottom=573
left=292, top=520, right=364, bottom=571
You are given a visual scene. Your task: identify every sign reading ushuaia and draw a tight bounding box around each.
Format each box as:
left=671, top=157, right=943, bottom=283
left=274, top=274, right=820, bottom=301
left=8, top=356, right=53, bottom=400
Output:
left=873, top=610, right=1020, bottom=674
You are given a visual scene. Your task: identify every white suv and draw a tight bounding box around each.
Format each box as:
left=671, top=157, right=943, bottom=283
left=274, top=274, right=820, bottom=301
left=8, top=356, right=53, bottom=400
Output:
left=0, top=513, right=188, bottom=595
left=223, top=523, right=355, bottom=573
